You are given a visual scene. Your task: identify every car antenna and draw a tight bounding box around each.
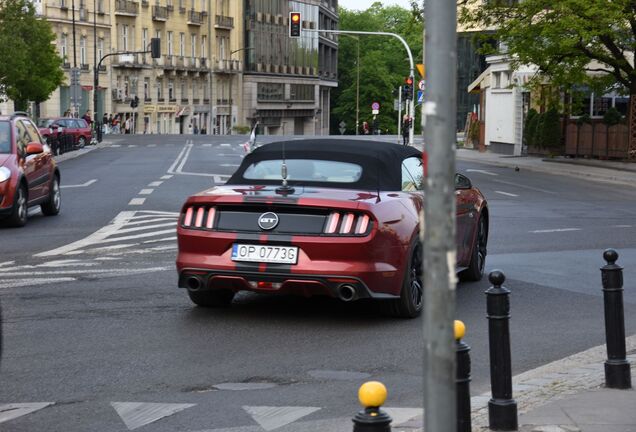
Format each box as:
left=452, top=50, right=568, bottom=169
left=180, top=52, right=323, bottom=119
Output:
left=276, top=141, right=295, bottom=195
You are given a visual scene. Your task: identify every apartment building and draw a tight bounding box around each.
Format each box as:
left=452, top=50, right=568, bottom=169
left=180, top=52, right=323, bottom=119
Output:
left=241, top=0, right=338, bottom=136
left=36, top=0, right=113, bottom=119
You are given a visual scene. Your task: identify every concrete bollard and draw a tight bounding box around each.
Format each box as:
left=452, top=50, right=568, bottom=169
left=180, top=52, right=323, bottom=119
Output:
left=486, top=270, right=518, bottom=431
left=352, top=381, right=392, bottom=432
left=455, top=320, right=471, bottom=432
left=601, top=249, right=632, bottom=389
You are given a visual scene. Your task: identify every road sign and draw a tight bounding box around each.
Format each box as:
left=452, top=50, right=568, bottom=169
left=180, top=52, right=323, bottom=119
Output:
left=371, top=102, right=380, bottom=111
left=418, top=80, right=426, bottom=91
left=394, top=99, right=400, bottom=111
left=417, top=91, right=424, bottom=104
left=372, top=109, right=379, bottom=115
left=416, top=63, right=425, bottom=77
left=339, top=121, right=346, bottom=135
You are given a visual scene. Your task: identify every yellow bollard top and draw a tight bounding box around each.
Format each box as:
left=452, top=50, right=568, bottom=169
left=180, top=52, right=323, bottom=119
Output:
left=358, top=381, right=387, bottom=408
left=454, top=320, right=466, bottom=341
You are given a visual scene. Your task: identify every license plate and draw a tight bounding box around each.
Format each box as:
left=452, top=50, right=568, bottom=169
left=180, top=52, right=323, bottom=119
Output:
left=231, top=243, right=298, bottom=264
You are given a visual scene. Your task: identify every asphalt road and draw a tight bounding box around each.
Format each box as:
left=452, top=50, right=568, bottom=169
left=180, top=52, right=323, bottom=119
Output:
left=1, top=134, right=635, bottom=432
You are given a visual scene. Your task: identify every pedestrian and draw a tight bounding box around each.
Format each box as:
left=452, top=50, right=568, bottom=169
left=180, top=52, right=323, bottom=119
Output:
left=187, top=122, right=193, bottom=134
left=402, top=114, right=410, bottom=145
left=112, top=115, right=120, bottom=134
left=124, top=116, right=131, bottom=134
left=82, top=110, right=93, bottom=127
left=362, top=121, right=369, bottom=135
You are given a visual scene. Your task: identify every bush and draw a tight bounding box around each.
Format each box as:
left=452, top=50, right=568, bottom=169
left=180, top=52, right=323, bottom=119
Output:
left=603, top=107, right=623, bottom=126
left=232, top=125, right=251, bottom=134
left=576, top=113, right=592, bottom=125
left=524, top=109, right=538, bottom=148
left=537, top=108, right=561, bottom=151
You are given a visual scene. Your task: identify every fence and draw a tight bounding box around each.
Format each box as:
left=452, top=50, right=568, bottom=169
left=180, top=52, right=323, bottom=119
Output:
left=48, top=134, right=77, bottom=156
left=564, top=120, right=629, bottom=159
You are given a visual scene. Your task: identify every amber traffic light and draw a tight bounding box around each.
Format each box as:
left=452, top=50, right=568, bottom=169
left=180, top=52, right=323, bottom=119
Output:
left=289, top=12, right=301, bottom=38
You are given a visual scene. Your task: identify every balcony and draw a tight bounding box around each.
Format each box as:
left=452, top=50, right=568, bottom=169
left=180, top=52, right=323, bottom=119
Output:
left=80, top=63, right=89, bottom=71
left=152, top=5, right=168, bottom=20
left=179, top=6, right=185, bottom=13
left=79, top=7, right=88, bottom=21
left=212, top=58, right=241, bottom=73
left=187, top=10, right=202, bottom=25
left=141, top=0, right=148, bottom=6
left=112, top=53, right=142, bottom=68
left=98, top=64, right=107, bottom=72
left=115, top=0, right=139, bottom=15
left=62, top=62, right=71, bottom=69
left=214, top=15, right=233, bottom=29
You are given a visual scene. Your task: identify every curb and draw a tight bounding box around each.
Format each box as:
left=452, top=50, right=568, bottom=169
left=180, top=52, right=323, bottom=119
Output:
left=52, top=141, right=108, bottom=164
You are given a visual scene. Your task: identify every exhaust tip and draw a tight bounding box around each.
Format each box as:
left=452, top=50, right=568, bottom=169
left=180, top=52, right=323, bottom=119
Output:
left=186, top=276, right=202, bottom=291
left=338, top=284, right=357, bottom=302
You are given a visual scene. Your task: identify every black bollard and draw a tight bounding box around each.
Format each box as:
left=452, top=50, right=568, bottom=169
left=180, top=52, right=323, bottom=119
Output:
left=486, top=270, right=518, bottom=431
left=601, top=249, right=632, bottom=389
left=455, top=320, right=471, bottom=432
left=352, top=381, right=392, bottom=432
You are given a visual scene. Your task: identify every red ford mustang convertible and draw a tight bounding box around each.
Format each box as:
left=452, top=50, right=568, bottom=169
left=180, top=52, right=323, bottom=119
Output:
left=176, top=139, right=488, bottom=318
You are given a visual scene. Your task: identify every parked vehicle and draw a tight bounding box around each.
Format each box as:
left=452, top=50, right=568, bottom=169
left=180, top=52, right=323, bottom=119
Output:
left=37, top=117, right=91, bottom=148
left=0, top=113, right=61, bottom=227
left=176, top=139, right=488, bottom=318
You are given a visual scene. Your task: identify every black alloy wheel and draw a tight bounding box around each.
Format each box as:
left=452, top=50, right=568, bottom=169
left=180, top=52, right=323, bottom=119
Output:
left=385, top=241, right=423, bottom=318
left=41, top=175, right=61, bottom=216
left=460, top=215, right=487, bottom=282
left=5, top=185, right=27, bottom=227
left=77, top=136, right=86, bottom=148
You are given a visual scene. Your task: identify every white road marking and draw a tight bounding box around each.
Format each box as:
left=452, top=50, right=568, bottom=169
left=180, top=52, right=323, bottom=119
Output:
left=160, top=175, right=173, bottom=180
left=127, top=144, right=137, bottom=148
left=202, top=143, right=212, bottom=147
left=0, top=403, right=54, bottom=424
left=242, top=406, right=321, bottom=431
left=220, top=163, right=240, bottom=167
left=138, top=189, right=154, bottom=195
left=143, top=236, right=177, bottom=244
left=0, top=277, right=77, bottom=289
left=27, top=208, right=41, bottom=216
left=111, top=144, right=121, bottom=148
left=128, top=198, right=146, bottom=205
left=167, top=143, right=191, bottom=173
left=61, top=179, right=97, bottom=189
left=35, top=259, right=98, bottom=268
left=148, top=144, right=157, bottom=147
left=220, top=143, right=231, bottom=147
left=96, top=228, right=176, bottom=244
left=491, top=178, right=558, bottom=195
left=0, top=261, right=15, bottom=267
left=111, top=402, right=196, bottom=431
left=495, top=190, right=519, bottom=197
left=110, top=221, right=176, bottom=236
left=0, top=267, right=170, bottom=277
left=612, top=225, right=633, bottom=228
left=148, top=181, right=163, bottom=187
left=125, top=218, right=177, bottom=227
left=129, top=210, right=178, bottom=216
left=530, top=228, right=582, bottom=233
left=466, top=169, right=498, bottom=176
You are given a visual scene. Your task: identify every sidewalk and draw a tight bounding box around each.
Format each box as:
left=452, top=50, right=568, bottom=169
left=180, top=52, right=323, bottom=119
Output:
left=394, top=335, right=636, bottom=432
left=455, top=148, right=636, bottom=189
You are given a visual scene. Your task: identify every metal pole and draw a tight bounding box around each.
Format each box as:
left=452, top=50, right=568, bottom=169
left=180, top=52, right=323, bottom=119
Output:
left=356, top=37, right=360, bottom=136
left=71, top=0, right=77, bottom=117
left=397, top=86, right=402, bottom=144
left=93, top=0, right=98, bottom=133
left=601, top=249, right=632, bottom=389
left=423, top=0, right=457, bottom=430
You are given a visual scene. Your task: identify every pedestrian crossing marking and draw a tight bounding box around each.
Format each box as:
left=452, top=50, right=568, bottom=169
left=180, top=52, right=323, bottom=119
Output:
left=0, top=403, right=54, bottom=424
left=111, top=402, right=196, bottom=430
left=242, top=406, right=321, bottom=431
left=129, top=198, right=146, bottom=205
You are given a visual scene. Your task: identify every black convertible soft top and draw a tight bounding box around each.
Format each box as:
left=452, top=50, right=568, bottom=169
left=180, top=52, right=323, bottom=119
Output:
left=227, top=139, right=421, bottom=191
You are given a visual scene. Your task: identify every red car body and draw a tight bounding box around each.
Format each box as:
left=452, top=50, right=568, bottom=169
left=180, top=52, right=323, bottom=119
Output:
left=0, top=113, right=61, bottom=227
left=176, top=140, right=488, bottom=317
left=37, top=117, right=91, bottom=147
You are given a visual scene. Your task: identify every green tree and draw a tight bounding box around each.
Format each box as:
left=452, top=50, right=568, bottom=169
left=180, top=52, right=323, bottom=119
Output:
left=331, top=3, right=423, bottom=135
left=0, top=0, right=64, bottom=112
left=459, top=0, right=636, bottom=159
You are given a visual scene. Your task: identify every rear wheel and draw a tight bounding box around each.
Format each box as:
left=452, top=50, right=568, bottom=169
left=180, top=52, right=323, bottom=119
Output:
left=384, top=241, right=423, bottom=318
left=77, top=136, right=86, bottom=148
left=187, top=289, right=234, bottom=308
left=460, top=215, right=487, bottom=282
left=5, top=185, right=28, bottom=227
left=41, top=175, right=61, bottom=216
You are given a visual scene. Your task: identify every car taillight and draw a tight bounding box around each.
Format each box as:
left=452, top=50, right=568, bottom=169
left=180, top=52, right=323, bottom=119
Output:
left=182, top=206, right=216, bottom=229
left=323, top=211, right=372, bottom=236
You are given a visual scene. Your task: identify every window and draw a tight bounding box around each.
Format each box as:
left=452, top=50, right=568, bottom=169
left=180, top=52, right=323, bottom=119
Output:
left=243, top=160, right=363, bottom=184
left=80, top=36, right=86, bottom=65
left=15, top=121, right=31, bottom=155
left=179, top=32, right=185, bottom=57
left=23, top=120, right=44, bottom=145
left=168, top=80, right=174, bottom=100
left=0, top=121, right=11, bottom=153
left=97, top=38, right=103, bottom=63
left=201, top=35, right=207, bottom=58
left=180, top=80, right=187, bottom=100
left=122, top=25, right=129, bottom=51
left=142, top=28, right=148, bottom=51
left=289, top=84, right=315, bottom=101
left=167, top=31, right=173, bottom=55
left=191, top=34, right=196, bottom=58
left=60, top=34, right=68, bottom=62
left=257, top=83, right=284, bottom=101
left=144, top=78, right=150, bottom=100
left=401, top=157, right=424, bottom=191
left=571, top=87, right=628, bottom=118
left=157, top=79, right=163, bottom=100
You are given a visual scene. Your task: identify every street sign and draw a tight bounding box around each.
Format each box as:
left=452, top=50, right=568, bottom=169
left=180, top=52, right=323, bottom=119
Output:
left=372, top=109, right=379, bottom=115
left=339, top=121, right=346, bottom=135
left=418, top=80, right=426, bottom=91
left=417, top=91, right=424, bottom=104
left=394, top=99, right=400, bottom=111
left=371, top=102, right=380, bottom=111
left=416, top=63, right=425, bottom=77
left=70, top=67, right=82, bottom=104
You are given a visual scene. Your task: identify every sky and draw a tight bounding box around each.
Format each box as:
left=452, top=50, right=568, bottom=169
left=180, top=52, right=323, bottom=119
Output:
left=338, top=0, right=414, bottom=11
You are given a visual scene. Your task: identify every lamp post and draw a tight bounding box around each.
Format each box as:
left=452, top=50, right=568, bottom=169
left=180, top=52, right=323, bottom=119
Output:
left=92, top=0, right=98, bottom=132
left=229, top=47, right=254, bottom=134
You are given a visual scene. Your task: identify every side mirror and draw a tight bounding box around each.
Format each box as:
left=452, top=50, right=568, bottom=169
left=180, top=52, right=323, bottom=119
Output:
left=455, top=173, right=472, bottom=190
left=26, top=142, right=44, bottom=155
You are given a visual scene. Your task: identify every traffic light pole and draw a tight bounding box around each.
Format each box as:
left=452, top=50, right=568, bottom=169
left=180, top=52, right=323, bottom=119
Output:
left=305, top=29, right=415, bottom=145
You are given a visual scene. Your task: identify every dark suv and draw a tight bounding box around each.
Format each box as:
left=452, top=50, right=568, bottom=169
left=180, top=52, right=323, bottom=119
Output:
left=0, top=113, right=61, bottom=227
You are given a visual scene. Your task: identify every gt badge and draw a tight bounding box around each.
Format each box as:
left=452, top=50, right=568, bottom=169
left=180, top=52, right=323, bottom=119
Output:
left=258, top=212, right=279, bottom=230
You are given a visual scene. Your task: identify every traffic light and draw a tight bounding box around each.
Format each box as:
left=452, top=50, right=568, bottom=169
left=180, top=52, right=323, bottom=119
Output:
left=150, top=38, right=161, bottom=58
left=130, top=95, right=139, bottom=108
left=404, top=76, right=414, bottom=100
left=289, top=12, right=301, bottom=38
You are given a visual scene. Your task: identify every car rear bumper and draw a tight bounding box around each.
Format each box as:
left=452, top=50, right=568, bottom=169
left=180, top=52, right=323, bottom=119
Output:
left=177, top=267, right=400, bottom=301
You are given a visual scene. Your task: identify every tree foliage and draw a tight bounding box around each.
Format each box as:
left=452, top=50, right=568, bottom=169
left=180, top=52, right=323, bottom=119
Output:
left=331, top=3, right=423, bottom=135
left=459, top=0, right=636, bottom=97
left=0, top=0, right=64, bottom=110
